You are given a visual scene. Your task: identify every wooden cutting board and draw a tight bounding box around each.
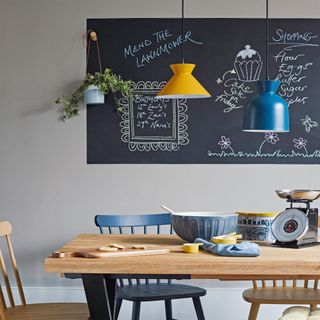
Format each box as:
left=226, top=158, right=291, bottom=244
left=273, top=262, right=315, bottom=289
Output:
left=52, top=248, right=169, bottom=259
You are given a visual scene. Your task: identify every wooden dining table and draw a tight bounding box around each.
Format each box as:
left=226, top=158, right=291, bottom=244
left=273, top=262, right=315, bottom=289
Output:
left=44, top=234, right=320, bottom=320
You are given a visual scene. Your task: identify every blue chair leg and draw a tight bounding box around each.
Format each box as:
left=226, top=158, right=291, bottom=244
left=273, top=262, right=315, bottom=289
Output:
left=165, top=300, right=172, bottom=320
left=192, top=297, right=205, bottom=320
left=132, top=301, right=141, bottom=320
left=115, top=298, right=123, bottom=320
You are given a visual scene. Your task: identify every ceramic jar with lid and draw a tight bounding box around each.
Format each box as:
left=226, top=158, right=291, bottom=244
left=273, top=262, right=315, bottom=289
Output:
left=237, top=212, right=278, bottom=242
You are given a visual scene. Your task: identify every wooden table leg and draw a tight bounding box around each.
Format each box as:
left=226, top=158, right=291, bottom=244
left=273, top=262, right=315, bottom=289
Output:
left=82, top=274, right=117, bottom=320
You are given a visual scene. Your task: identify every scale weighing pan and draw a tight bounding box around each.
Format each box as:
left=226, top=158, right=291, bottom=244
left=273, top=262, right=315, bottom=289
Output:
left=275, top=190, right=320, bottom=201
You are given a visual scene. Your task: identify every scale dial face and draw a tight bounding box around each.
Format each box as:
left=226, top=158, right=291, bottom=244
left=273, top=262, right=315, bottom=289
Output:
left=271, top=209, right=308, bottom=243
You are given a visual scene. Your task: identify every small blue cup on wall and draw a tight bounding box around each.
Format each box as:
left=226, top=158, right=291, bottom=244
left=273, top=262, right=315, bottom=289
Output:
left=84, top=85, right=105, bottom=105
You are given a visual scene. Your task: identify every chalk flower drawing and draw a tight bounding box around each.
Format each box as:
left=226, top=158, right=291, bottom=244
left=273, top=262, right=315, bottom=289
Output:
left=218, top=136, right=231, bottom=149
left=118, top=81, right=189, bottom=152
left=293, top=137, right=308, bottom=155
left=258, top=132, right=280, bottom=154
left=301, top=115, right=318, bottom=132
left=264, top=132, right=280, bottom=145
left=293, top=137, right=307, bottom=149
left=218, top=136, right=234, bottom=153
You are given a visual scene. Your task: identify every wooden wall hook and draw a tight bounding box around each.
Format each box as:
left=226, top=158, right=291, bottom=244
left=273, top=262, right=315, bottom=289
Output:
left=83, top=30, right=98, bottom=48
left=89, top=31, right=97, bottom=41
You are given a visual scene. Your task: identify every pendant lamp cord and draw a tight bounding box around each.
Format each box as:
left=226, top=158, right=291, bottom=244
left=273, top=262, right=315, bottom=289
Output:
left=181, top=0, right=185, bottom=63
left=266, top=0, right=269, bottom=80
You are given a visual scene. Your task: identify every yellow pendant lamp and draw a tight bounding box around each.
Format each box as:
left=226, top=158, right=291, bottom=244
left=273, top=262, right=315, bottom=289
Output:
left=156, top=0, right=211, bottom=99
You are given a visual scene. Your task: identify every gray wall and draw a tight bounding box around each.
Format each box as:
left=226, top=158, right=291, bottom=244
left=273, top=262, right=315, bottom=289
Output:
left=1, top=0, right=320, bottom=288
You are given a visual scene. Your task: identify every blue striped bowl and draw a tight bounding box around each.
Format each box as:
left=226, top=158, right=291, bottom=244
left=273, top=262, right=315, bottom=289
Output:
left=172, top=212, right=238, bottom=242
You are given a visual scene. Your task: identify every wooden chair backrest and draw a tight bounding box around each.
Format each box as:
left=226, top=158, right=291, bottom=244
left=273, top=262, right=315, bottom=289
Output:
left=0, top=221, right=26, bottom=316
left=95, top=213, right=173, bottom=286
left=252, top=280, right=319, bottom=289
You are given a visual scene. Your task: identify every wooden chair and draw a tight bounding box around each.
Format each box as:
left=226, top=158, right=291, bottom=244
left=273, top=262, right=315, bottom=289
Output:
left=0, top=221, right=89, bottom=320
left=95, top=213, right=207, bottom=320
left=243, top=279, right=320, bottom=320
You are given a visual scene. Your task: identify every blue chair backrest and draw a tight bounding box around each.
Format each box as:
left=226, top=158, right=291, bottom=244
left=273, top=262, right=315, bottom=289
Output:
left=95, top=213, right=173, bottom=285
left=95, top=213, right=173, bottom=235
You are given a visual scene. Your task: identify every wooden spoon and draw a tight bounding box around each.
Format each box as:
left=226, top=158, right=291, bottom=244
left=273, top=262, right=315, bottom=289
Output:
left=161, top=205, right=175, bottom=214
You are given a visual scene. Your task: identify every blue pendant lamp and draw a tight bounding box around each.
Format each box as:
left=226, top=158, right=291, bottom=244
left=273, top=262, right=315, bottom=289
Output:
left=243, top=0, right=289, bottom=132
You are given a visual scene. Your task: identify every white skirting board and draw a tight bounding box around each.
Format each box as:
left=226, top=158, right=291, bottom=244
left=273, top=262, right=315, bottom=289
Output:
left=10, top=287, right=290, bottom=320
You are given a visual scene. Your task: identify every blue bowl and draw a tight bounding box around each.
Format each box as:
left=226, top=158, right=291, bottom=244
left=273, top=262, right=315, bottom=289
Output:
left=172, top=212, right=238, bottom=242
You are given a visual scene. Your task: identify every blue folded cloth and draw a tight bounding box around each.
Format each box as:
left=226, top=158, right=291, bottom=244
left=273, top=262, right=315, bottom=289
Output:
left=194, top=238, right=260, bottom=257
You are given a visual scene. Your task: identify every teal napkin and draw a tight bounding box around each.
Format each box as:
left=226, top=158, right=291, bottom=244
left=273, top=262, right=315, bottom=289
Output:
left=194, top=238, right=260, bottom=257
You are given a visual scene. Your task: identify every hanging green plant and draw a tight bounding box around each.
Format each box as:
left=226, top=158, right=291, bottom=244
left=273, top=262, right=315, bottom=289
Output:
left=55, top=68, right=133, bottom=122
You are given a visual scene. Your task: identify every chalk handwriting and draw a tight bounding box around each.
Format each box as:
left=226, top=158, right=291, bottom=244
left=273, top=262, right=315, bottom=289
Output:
left=272, top=29, right=318, bottom=44
left=215, top=76, right=253, bottom=113
left=135, top=97, right=171, bottom=130
left=272, top=28, right=318, bottom=107
left=123, top=30, right=203, bottom=68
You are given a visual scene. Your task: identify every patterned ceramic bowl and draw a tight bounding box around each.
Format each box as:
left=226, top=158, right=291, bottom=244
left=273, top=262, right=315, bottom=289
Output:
left=171, top=212, right=238, bottom=242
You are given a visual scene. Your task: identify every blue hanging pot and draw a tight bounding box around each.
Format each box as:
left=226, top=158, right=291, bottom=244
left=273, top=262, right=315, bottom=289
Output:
left=83, top=85, right=105, bottom=105
left=243, top=80, right=289, bottom=132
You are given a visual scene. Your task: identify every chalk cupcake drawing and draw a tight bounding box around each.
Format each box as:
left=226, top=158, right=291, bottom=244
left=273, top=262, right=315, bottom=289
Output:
left=215, top=44, right=262, bottom=113
left=234, top=45, right=263, bottom=82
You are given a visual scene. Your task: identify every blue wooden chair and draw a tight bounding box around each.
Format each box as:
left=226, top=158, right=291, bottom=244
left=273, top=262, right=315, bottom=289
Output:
left=95, top=213, right=206, bottom=320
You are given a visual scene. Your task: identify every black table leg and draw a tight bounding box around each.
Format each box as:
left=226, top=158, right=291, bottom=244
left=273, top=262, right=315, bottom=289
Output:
left=82, top=274, right=117, bottom=320
left=105, top=275, right=117, bottom=317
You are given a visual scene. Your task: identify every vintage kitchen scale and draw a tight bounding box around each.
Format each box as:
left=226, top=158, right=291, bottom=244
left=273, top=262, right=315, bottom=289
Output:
left=272, top=190, right=320, bottom=249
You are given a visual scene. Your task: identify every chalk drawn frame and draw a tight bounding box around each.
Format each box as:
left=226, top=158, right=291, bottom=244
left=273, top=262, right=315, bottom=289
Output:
left=119, top=81, right=189, bottom=152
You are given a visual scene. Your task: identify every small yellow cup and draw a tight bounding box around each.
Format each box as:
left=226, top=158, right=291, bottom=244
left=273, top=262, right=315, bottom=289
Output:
left=212, top=233, right=242, bottom=245
left=183, top=243, right=202, bottom=253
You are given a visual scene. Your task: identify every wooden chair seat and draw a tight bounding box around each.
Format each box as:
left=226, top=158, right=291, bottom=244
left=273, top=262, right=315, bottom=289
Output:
left=3, top=303, right=89, bottom=320
left=243, top=280, right=320, bottom=320
left=118, top=283, right=207, bottom=302
left=243, top=287, right=320, bottom=305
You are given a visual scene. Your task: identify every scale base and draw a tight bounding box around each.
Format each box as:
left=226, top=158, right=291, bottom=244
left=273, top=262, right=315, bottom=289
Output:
left=271, top=240, right=320, bottom=249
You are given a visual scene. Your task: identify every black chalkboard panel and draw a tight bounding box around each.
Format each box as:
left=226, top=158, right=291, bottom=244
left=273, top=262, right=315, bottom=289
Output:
left=87, top=18, right=320, bottom=164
